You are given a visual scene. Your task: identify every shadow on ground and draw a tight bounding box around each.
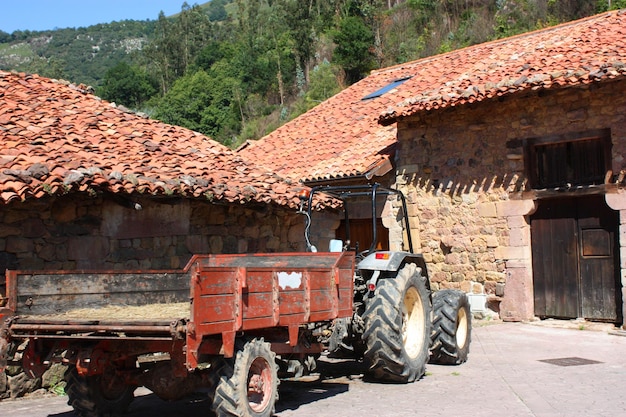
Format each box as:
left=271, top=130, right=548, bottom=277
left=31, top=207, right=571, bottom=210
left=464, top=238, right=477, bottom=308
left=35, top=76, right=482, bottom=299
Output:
left=277, top=356, right=364, bottom=413
left=47, top=357, right=365, bottom=417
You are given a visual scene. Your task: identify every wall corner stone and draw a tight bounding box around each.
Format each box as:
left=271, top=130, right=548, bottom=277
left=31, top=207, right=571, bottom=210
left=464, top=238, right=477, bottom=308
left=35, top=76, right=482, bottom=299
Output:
left=496, top=199, right=536, bottom=217
left=477, top=202, right=497, bottom=218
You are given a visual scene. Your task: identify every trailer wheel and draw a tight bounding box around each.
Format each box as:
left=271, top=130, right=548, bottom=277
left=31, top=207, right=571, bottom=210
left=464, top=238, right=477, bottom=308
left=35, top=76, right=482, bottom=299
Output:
left=212, top=338, right=279, bottom=417
left=362, top=263, right=432, bottom=383
left=64, top=366, right=135, bottom=417
left=430, top=289, right=471, bottom=365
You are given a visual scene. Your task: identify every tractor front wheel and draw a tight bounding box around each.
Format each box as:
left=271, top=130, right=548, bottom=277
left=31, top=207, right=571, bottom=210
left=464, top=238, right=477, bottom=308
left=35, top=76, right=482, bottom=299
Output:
left=362, top=263, right=432, bottom=383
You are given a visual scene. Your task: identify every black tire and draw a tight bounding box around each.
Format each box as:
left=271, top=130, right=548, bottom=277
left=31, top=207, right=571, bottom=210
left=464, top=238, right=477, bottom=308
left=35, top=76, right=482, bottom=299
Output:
left=276, top=354, right=317, bottom=378
left=64, top=366, right=135, bottom=417
left=430, top=289, right=471, bottom=365
left=212, top=338, right=279, bottom=417
left=362, top=263, right=432, bottom=383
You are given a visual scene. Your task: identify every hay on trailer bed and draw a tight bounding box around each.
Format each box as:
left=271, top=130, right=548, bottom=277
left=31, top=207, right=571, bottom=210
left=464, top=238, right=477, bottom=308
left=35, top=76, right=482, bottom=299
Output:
left=34, top=302, right=191, bottom=321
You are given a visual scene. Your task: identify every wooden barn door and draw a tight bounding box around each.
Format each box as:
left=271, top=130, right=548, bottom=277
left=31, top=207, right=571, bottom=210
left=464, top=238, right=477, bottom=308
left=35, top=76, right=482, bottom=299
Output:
left=531, top=196, right=620, bottom=321
left=577, top=197, right=620, bottom=320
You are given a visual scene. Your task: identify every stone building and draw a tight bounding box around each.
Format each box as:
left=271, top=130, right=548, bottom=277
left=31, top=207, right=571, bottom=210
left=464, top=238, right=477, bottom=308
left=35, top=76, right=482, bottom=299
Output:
left=379, top=11, right=626, bottom=326
left=241, top=11, right=626, bottom=327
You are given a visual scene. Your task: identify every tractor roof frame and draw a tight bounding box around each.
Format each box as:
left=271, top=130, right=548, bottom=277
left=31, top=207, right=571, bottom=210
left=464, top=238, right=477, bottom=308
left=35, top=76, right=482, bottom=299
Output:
left=306, top=183, right=414, bottom=254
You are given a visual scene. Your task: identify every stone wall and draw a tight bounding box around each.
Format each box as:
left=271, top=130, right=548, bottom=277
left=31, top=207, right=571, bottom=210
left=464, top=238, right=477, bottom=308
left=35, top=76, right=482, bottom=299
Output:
left=0, top=192, right=339, bottom=302
left=393, top=79, right=626, bottom=321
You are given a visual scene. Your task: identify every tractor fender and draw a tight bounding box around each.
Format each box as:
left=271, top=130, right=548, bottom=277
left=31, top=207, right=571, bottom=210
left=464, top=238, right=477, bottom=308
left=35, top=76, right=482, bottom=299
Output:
left=357, top=251, right=429, bottom=278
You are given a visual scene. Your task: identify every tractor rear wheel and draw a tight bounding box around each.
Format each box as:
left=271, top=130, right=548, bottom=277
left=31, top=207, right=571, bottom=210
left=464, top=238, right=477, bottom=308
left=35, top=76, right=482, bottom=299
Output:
left=64, top=366, right=135, bottom=417
left=212, top=338, right=279, bottom=417
left=362, top=263, right=432, bottom=383
left=430, top=289, right=471, bottom=364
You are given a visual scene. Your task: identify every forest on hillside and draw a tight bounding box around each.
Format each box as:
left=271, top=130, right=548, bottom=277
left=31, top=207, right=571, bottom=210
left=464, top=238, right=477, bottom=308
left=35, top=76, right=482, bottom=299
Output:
left=1, top=0, right=624, bottom=147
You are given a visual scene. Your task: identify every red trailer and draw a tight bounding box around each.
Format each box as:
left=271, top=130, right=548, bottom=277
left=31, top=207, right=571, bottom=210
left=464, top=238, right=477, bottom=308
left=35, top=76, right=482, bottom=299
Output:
left=0, top=252, right=354, bottom=417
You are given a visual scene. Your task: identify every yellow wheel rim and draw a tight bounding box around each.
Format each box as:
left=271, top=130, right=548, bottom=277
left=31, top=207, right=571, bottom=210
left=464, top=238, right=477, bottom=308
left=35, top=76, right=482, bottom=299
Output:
left=402, top=287, right=425, bottom=359
left=456, top=306, right=469, bottom=349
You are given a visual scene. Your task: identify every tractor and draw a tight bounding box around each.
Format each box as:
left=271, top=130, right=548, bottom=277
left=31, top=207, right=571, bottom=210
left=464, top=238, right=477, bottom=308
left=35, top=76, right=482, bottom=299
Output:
left=300, top=183, right=471, bottom=382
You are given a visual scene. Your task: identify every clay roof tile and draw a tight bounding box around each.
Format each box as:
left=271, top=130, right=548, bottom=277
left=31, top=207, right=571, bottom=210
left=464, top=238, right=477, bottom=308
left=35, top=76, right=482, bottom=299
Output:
left=0, top=71, right=334, bottom=209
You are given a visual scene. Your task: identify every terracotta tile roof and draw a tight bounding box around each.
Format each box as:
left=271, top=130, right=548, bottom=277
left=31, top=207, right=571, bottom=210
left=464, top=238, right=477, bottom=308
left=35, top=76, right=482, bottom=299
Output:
left=379, top=10, right=626, bottom=124
left=240, top=11, right=626, bottom=182
left=237, top=75, right=400, bottom=183
left=0, top=71, right=319, bottom=209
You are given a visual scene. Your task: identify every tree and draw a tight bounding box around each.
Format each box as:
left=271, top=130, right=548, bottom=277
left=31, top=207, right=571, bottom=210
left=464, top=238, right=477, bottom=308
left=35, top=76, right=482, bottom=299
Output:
left=98, top=62, right=156, bottom=108
left=332, top=16, right=376, bottom=84
left=206, top=0, right=230, bottom=21
left=278, top=0, right=325, bottom=88
left=154, top=69, right=241, bottom=145
left=154, top=70, right=213, bottom=134
left=194, top=41, right=224, bottom=71
left=305, top=60, right=343, bottom=108
left=596, top=0, right=626, bottom=11
left=28, top=56, right=67, bottom=80
left=144, top=3, right=213, bottom=94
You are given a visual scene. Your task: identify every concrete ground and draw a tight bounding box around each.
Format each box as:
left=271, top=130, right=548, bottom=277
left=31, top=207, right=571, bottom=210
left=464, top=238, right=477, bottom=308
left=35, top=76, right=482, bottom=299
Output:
left=276, top=318, right=626, bottom=417
left=1, top=318, right=625, bottom=417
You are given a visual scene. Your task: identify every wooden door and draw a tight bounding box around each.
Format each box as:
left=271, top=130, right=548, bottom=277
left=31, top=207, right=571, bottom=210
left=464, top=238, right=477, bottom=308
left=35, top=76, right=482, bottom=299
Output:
left=531, top=200, right=579, bottom=318
left=531, top=196, right=620, bottom=321
left=577, top=198, right=620, bottom=320
left=336, top=218, right=389, bottom=252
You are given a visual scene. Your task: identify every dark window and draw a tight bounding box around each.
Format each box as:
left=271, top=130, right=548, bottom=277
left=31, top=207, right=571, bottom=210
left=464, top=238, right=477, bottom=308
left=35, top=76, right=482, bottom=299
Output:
left=527, top=130, right=611, bottom=189
left=361, top=76, right=411, bottom=100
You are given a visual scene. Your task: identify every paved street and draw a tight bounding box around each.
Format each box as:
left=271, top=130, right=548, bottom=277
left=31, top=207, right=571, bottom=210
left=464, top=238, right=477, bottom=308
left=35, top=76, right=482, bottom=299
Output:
left=2, top=320, right=626, bottom=417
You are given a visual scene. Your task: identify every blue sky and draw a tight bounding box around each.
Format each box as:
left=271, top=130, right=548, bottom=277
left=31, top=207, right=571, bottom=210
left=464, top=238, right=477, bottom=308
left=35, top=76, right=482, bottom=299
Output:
left=0, top=1, right=187, bottom=33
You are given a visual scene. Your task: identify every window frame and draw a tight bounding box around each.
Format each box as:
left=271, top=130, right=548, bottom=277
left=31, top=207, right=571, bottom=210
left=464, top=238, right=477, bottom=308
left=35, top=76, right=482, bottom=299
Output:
left=525, top=129, right=612, bottom=190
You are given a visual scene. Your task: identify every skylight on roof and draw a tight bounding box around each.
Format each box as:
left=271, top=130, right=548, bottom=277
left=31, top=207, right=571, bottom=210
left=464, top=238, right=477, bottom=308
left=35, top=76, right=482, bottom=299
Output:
left=361, top=76, right=412, bottom=100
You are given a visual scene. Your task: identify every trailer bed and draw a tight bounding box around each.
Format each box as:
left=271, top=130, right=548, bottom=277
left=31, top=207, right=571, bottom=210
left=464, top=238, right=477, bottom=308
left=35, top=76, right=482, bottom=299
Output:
left=4, top=270, right=190, bottom=318
left=16, top=302, right=191, bottom=321
left=2, top=252, right=355, bottom=365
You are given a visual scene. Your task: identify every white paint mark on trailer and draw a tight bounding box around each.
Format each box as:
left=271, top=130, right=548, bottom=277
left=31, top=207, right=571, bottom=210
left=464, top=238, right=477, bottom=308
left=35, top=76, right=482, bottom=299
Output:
left=278, top=271, right=302, bottom=290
